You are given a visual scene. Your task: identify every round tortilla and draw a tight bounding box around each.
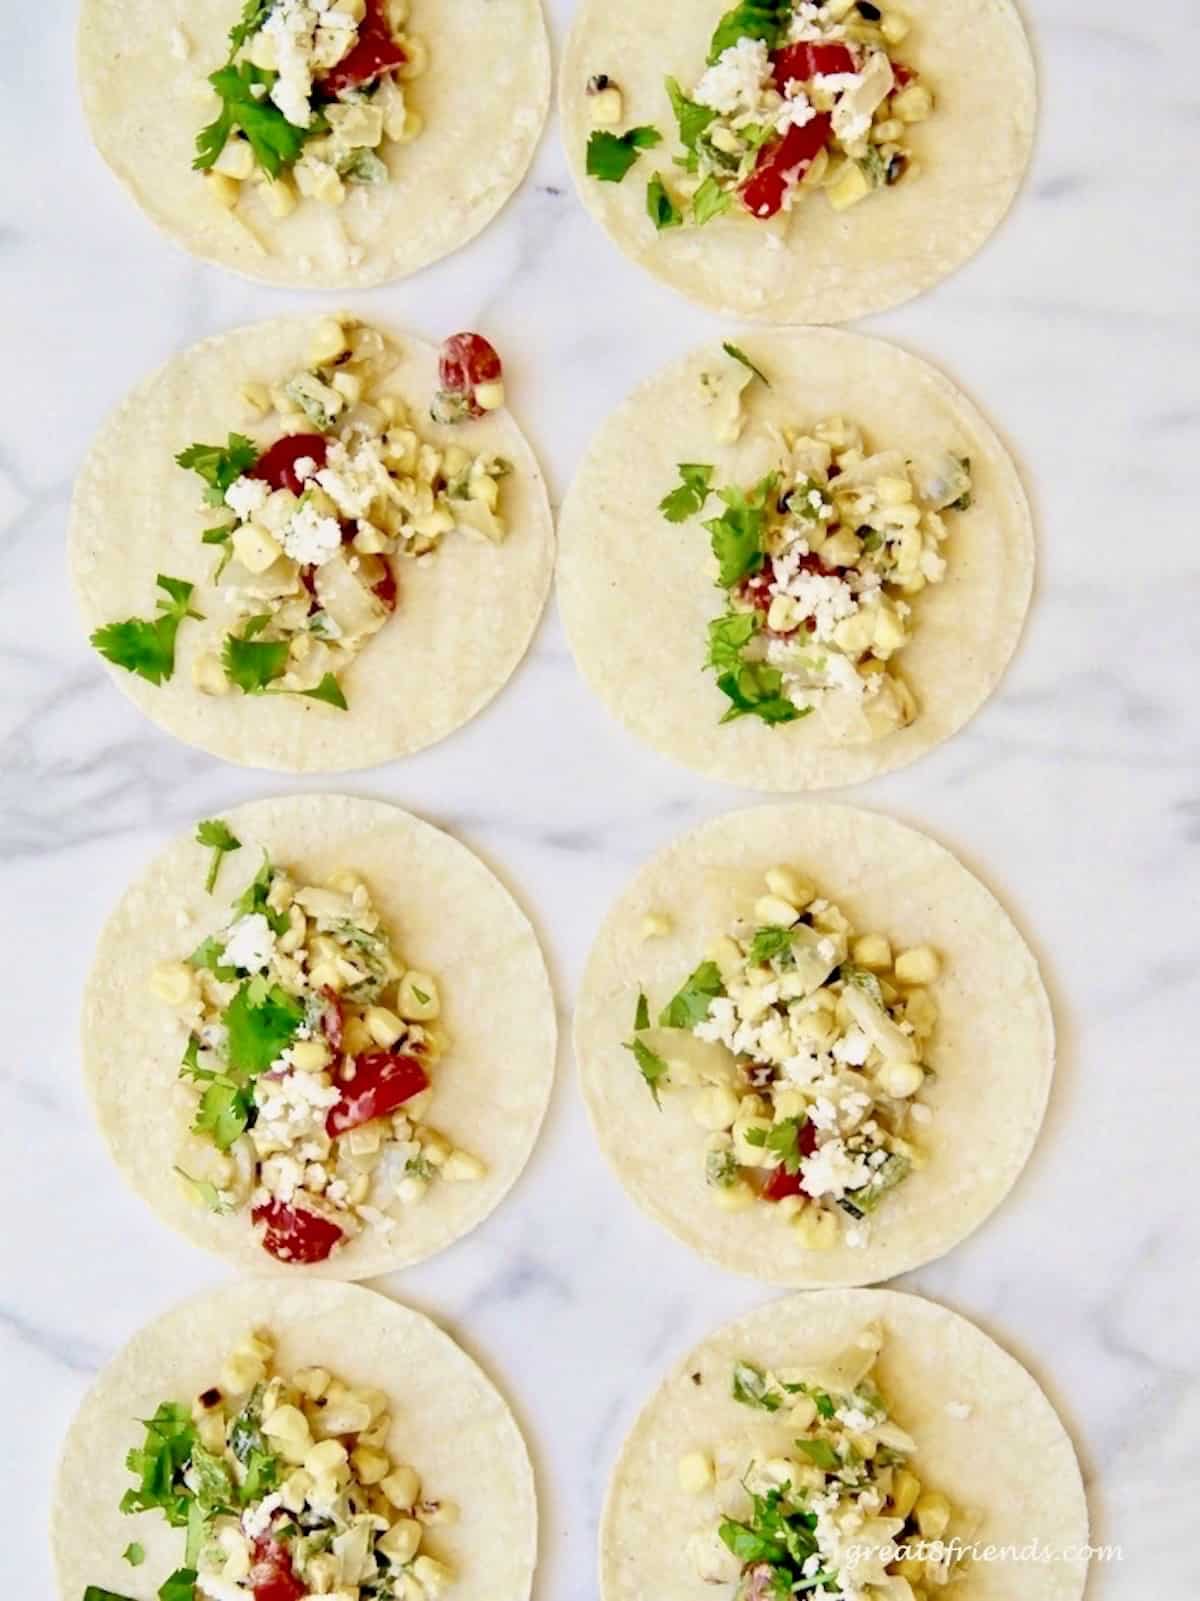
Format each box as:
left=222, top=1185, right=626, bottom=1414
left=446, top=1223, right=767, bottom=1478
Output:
left=601, top=1288, right=1088, bottom=1601
left=561, top=0, right=1035, bottom=323
left=53, top=1280, right=538, bottom=1601
left=69, top=316, right=555, bottom=772
left=575, top=803, right=1054, bottom=1287
left=557, top=330, right=1032, bottom=791
left=78, top=0, right=550, bottom=289
left=82, top=794, right=557, bottom=1278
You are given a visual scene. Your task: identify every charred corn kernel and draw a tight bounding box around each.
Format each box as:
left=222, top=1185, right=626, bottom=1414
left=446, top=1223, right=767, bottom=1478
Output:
left=852, top=933, right=893, bottom=971
left=397, top=36, right=428, bottom=78
left=195, top=1409, right=227, bottom=1452
left=692, top=1086, right=741, bottom=1132
left=351, top=1445, right=391, bottom=1484
left=220, top=1349, right=267, bottom=1394
left=881, top=10, right=910, bottom=43
left=357, top=1411, right=392, bottom=1449
left=915, top=1490, right=951, bottom=1540
left=289, top=1038, right=330, bottom=1073
left=755, top=894, right=799, bottom=927
left=310, top=317, right=349, bottom=365
left=412, top=1556, right=454, bottom=1595
left=304, top=1439, right=349, bottom=1479
left=364, top=1005, right=405, bottom=1048
left=474, top=380, right=505, bottom=412
left=764, top=867, right=815, bottom=907
left=263, top=1404, right=311, bottom=1450
left=397, top=970, right=440, bottom=1020
left=640, top=911, right=673, bottom=939
left=332, top=369, right=363, bottom=407
left=378, top=1517, right=422, bottom=1563
left=890, top=1468, right=922, bottom=1520
left=877, top=1060, right=925, bottom=1099
left=712, top=1178, right=755, bottom=1212
left=895, top=945, right=940, bottom=985
left=232, top=522, right=283, bottom=574
left=678, top=1451, right=714, bottom=1494
left=214, top=137, right=254, bottom=180
left=417, top=1499, right=459, bottom=1527
left=893, top=83, right=933, bottom=123
left=826, top=160, right=872, bottom=210
left=150, top=960, right=196, bottom=1006
left=793, top=1206, right=839, bottom=1249
left=207, top=171, right=241, bottom=209
left=441, top=1149, right=485, bottom=1183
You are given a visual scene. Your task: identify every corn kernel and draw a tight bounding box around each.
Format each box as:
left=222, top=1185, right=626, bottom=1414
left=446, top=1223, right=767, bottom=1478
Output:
left=678, top=1451, right=714, bottom=1494
left=894, top=946, right=941, bottom=986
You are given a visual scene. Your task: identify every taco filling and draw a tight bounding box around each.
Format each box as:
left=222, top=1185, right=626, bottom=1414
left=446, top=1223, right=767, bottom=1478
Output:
left=679, top=1322, right=965, bottom=1599
left=90, top=317, right=510, bottom=712
left=84, top=1326, right=458, bottom=1601
left=584, top=1, right=933, bottom=228
left=626, top=864, right=942, bottom=1249
left=193, top=0, right=426, bottom=218
left=151, top=828, right=484, bottom=1265
left=659, top=348, right=972, bottom=737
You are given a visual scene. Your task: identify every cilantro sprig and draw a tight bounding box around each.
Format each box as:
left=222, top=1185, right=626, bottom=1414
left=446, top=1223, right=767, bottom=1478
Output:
left=222, top=630, right=290, bottom=695
left=705, top=473, right=777, bottom=588
left=646, top=173, right=683, bottom=230
left=660, top=463, right=715, bottom=524
left=716, top=661, right=809, bottom=726
left=586, top=125, right=662, bottom=183
left=90, top=576, right=203, bottom=686
left=623, top=991, right=669, bottom=1107
left=744, top=1115, right=808, bottom=1175
left=225, top=976, right=304, bottom=1075
left=196, top=818, right=242, bottom=894
left=658, top=960, right=724, bottom=1029
left=708, top=0, right=792, bottom=63
left=731, top=1360, right=783, bottom=1412
left=665, top=76, right=717, bottom=152
left=195, top=63, right=314, bottom=178
left=176, top=434, right=259, bottom=507
left=723, top=341, right=770, bottom=386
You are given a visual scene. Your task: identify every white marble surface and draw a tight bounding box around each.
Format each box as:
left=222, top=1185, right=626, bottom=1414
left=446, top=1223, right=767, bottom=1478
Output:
left=1, top=1, right=1196, bottom=1596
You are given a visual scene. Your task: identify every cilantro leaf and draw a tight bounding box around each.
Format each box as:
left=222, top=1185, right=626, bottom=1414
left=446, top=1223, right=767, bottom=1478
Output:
left=175, top=434, right=259, bottom=507
left=716, top=662, right=810, bottom=726
left=692, top=175, right=732, bottom=225
left=227, top=0, right=274, bottom=58
left=624, top=1036, right=669, bottom=1108
left=195, top=63, right=313, bottom=179
left=633, top=991, right=651, bottom=1032
left=731, top=1360, right=782, bottom=1411
left=708, top=0, right=792, bottom=63
left=196, top=818, right=242, bottom=894
left=718, top=1517, right=788, bottom=1566
left=202, top=523, right=236, bottom=546
left=90, top=575, right=203, bottom=686
left=745, top=1116, right=808, bottom=1174
left=586, top=125, right=662, bottom=183
left=225, top=979, right=303, bottom=1075
left=189, top=1443, right=237, bottom=1513
left=194, top=1077, right=254, bottom=1152
left=705, top=609, right=759, bottom=672
left=233, top=855, right=288, bottom=931
left=646, top=173, right=683, bottom=230
left=659, top=463, right=714, bottom=524
left=704, top=474, right=777, bottom=589
left=723, top=341, right=770, bottom=386
left=658, top=961, right=724, bottom=1029
left=748, top=926, right=795, bottom=965
left=123, top=1545, right=145, bottom=1568
left=158, top=1570, right=199, bottom=1601
left=174, top=1167, right=233, bottom=1214
left=119, top=1402, right=196, bottom=1526
left=665, top=76, right=717, bottom=151
left=222, top=631, right=290, bottom=695
left=188, top=936, right=238, bottom=982
left=292, top=672, right=348, bottom=710
left=794, top=1436, right=840, bottom=1470
left=85, top=1590, right=137, bottom=1601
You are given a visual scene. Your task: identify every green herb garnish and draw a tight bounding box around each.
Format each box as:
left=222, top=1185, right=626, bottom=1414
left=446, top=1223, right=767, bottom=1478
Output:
left=222, top=631, right=290, bottom=695
left=665, top=77, right=717, bottom=151
left=90, top=575, right=203, bottom=687
left=659, top=463, right=715, bottom=524
left=196, top=818, right=242, bottom=894
left=294, top=672, right=348, bottom=710
left=193, top=1077, right=254, bottom=1152
left=658, top=960, right=724, bottom=1029
left=119, top=1402, right=196, bottom=1525
left=175, top=434, right=259, bottom=507
left=716, top=661, right=809, bottom=727
left=692, top=176, right=732, bottom=225
left=174, top=1168, right=232, bottom=1214
left=195, top=63, right=313, bottom=178
left=624, top=991, right=669, bottom=1107
left=704, top=473, right=777, bottom=588
left=225, top=977, right=304, bottom=1076
left=722, top=342, right=770, bottom=386
left=732, top=1360, right=782, bottom=1411
left=708, top=0, right=791, bottom=63
left=586, top=125, right=662, bottom=183
left=794, top=1436, right=840, bottom=1470
left=122, top=1545, right=145, bottom=1568
left=646, top=173, right=683, bottom=230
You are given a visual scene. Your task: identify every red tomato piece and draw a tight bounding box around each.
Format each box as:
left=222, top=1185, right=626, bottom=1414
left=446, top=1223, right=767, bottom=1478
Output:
left=771, top=41, right=856, bottom=89
left=321, top=0, right=407, bottom=95
left=252, top=1200, right=344, bottom=1265
left=740, top=112, right=832, bottom=219
left=249, top=1537, right=306, bottom=1601
left=372, top=562, right=398, bottom=611
left=325, top=1051, right=430, bottom=1139
left=434, top=332, right=504, bottom=421
left=762, top=1122, right=819, bottom=1201
left=250, top=434, right=329, bottom=496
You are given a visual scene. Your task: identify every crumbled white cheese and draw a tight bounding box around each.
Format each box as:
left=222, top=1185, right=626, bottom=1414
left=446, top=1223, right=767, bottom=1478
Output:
left=832, top=1027, right=871, bottom=1067
left=799, top=1138, right=872, bottom=1199
left=241, top=1492, right=284, bottom=1539
left=780, top=572, right=859, bottom=641
left=776, top=89, right=817, bottom=133
left=694, top=37, right=771, bottom=114
left=315, top=439, right=390, bottom=520
left=282, top=501, right=343, bottom=566
left=221, top=913, right=276, bottom=975
left=293, top=455, right=319, bottom=483
left=225, top=475, right=270, bottom=522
